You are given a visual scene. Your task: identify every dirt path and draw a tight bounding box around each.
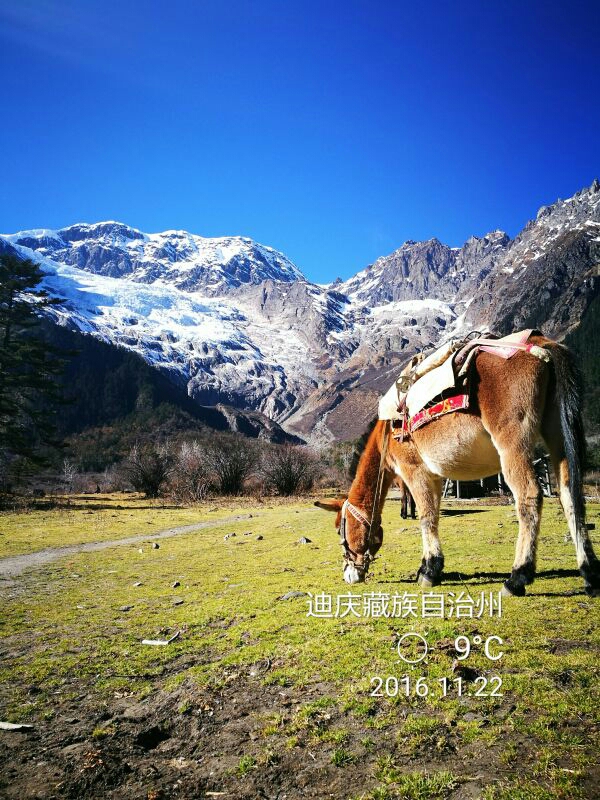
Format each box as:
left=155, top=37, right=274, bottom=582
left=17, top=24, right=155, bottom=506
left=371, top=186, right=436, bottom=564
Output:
left=0, top=513, right=254, bottom=580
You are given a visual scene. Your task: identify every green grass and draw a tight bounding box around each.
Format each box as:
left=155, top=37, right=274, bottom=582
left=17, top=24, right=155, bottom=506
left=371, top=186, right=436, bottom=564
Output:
left=331, top=746, right=356, bottom=766
left=0, top=492, right=256, bottom=557
left=0, top=495, right=599, bottom=797
left=236, top=755, right=257, bottom=776
left=356, top=769, right=459, bottom=799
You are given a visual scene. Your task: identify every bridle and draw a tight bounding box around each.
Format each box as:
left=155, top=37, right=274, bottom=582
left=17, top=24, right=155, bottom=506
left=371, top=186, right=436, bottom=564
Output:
left=338, top=421, right=391, bottom=576
left=338, top=499, right=373, bottom=569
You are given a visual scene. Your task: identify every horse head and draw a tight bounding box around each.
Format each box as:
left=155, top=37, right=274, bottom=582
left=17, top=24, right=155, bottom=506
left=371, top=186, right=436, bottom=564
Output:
left=315, top=498, right=381, bottom=584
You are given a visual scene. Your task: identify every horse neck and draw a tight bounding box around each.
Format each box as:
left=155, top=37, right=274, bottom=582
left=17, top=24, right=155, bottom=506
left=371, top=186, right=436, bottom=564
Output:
left=348, top=421, right=390, bottom=518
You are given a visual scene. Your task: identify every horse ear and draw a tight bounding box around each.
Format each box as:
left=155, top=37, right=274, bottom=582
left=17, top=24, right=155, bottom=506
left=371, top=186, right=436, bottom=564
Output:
left=314, top=498, right=345, bottom=512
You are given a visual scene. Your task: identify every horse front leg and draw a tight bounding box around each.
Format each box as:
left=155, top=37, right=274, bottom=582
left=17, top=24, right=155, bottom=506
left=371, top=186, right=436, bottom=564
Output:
left=400, top=492, right=408, bottom=519
left=398, top=479, right=409, bottom=519
left=410, top=470, right=444, bottom=588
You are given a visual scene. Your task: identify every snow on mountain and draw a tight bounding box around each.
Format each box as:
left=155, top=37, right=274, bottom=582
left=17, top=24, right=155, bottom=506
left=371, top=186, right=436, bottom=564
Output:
left=1, top=225, right=353, bottom=421
left=337, top=230, right=510, bottom=307
left=4, top=221, right=305, bottom=293
left=2, top=180, right=598, bottom=441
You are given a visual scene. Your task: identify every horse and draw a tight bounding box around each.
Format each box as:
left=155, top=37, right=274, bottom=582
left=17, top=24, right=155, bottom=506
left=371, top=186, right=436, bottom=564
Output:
left=350, top=420, right=416, bottom=519
left=316, top=334, right=600, bottom=597
left=398, top=479, right=416, bottom=520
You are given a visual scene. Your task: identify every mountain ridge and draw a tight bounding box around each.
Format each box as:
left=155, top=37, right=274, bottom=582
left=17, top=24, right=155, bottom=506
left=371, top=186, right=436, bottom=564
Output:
left=2, top=179, right=599, bottom=442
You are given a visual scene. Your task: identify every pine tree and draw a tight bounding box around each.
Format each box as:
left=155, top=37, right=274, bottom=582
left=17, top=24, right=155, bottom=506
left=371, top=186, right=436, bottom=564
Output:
left=0, top=253, right=67, bottom=479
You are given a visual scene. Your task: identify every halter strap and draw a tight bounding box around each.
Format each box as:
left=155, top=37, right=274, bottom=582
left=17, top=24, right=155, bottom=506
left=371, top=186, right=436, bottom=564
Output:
left=342, top=499, right=371, bottom=528
left=339, top=421, right=392, bottom=569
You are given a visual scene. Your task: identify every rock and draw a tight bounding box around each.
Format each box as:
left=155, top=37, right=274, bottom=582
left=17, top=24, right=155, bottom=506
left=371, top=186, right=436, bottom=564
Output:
left=171, top=581, right=180, bottom=588
left=152, top=542, right=160, bottom=549
left=61, top=742, right=89, bottom=757
left=133, top=581, right=143, bottom=587
left=298, top=537, right=311, bottom=544
left=256, top=535, right=264, bottom=540
left=138, top=548, right=143, bottom=554
left=172, top=598, right=184, bottom=606
left=278, top=591, right=309, bottom=601
left=120, top=605, right=133, bottom=612
left=0, top=722, right=34, bottom=731
left=119, top=702, right=150, bottom=721
left=462, top=712, right=484, bottom=723
left=224, top=533, right=236, bottom=541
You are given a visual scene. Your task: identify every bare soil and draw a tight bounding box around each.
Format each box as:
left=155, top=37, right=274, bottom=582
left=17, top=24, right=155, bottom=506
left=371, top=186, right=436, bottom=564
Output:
left=3, top=651, right=599, bottom=800
left=0, top=669, right=517, bottom=800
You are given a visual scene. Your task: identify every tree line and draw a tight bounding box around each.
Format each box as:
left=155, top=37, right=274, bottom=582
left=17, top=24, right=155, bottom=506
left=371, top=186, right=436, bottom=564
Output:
left=118, top=436, right=321, bottom=500
left=0, top=254, right=68, bottom=485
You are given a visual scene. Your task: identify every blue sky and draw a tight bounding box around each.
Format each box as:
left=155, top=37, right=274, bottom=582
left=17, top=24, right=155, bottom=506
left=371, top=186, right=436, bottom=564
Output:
left=1, top=0, right=598, bottom=283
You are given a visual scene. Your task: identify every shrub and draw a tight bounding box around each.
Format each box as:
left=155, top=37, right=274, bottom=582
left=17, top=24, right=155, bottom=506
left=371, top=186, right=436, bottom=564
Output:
left=261, top=444, right=317, bottom=496
left=205, top=435, right=257, bottom=495
left=168, top=441, right=212, bottom=503
left=122, top=443, right=173, bottom=498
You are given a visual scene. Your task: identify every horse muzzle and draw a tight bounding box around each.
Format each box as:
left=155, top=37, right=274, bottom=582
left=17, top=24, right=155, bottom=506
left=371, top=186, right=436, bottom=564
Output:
left=344, top=561, right=366, bottom=584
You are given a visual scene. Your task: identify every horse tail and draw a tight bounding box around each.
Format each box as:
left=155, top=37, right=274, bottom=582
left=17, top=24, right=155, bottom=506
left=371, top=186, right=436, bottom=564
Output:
left=545, top=342, right=586, bottom=526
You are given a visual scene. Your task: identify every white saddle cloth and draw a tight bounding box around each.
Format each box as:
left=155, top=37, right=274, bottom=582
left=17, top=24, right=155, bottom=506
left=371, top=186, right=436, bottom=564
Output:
left=378, top=341, right=457, bottom=421
left=406, top=355, right=456, bottom=417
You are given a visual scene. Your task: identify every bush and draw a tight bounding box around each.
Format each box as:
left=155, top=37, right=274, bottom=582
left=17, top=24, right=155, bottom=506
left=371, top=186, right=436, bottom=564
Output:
left=205, top=435, right=257, bottom=495
left=168, top=441, right=211, bottom=503
left=122, top=443, right=173, bottom=498
left=99, top=464, right=127, bottom=493
left=261, top=444, right=317, bottom=496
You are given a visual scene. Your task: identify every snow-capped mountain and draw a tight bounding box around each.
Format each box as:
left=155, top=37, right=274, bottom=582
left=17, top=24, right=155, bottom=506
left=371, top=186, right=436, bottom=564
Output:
left=336, top=229, right=510, bottom=306
left=2, top=180, right=599, bottom=442
left=0, top=223, right=349, bottom=422
left=8, top=222, right=304, bottom=292
left=463, top=180, right=600, bottom=336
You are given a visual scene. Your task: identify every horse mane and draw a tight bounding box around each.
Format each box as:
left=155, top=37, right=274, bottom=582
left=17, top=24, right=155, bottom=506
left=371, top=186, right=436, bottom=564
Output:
left=349, top=417, right=378, bottom=479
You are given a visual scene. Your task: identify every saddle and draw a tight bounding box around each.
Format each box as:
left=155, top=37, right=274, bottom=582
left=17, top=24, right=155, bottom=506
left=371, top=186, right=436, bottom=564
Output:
left=379, top=329, right=550, bottom=439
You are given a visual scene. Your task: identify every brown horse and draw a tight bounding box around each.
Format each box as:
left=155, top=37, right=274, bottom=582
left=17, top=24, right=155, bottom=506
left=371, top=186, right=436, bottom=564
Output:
left=398, top=478, right=416, bottom=520
left=316, top=334, right=600, bottom=597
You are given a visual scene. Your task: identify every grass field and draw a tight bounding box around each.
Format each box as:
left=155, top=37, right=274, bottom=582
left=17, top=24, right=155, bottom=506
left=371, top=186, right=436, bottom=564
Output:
left=0, top=493, right=599, bottom=799
left=0, top=494, right=263, bottom=558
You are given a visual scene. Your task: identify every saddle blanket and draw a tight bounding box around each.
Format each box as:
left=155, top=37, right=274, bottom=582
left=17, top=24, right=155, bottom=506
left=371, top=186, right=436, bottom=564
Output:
left=378, top=329, right=536, bottom=424
left=410, top=394, right=469, bottom=431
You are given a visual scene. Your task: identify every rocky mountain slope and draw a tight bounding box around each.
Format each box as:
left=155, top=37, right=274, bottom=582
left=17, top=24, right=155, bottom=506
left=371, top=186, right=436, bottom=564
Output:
left=2, top=180, right=599, bottom=442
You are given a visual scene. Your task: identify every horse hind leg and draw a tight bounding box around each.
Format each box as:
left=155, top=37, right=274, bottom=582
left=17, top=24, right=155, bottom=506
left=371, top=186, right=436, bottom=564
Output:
left=556, top=458, right=599, bottom=594
left=496, top=438, right=543, bottom=597
left=542, top=405, right=600, bottom=596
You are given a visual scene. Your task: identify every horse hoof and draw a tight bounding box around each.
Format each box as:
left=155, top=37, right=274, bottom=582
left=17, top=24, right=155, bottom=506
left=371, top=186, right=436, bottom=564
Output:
left=501, top=582, right=526, bottom=598
left=584, top=585, right=600, bottom=598
left=417, top=574, right=434, bottom=589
